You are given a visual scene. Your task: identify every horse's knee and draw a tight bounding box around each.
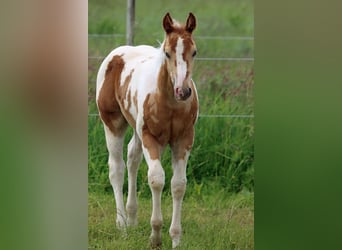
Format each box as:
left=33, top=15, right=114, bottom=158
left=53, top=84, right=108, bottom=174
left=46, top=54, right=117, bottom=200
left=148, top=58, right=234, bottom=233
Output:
left=148, top=173, right=165, bottom=191
left=148, top=164, right=165, bottom=191
left=171, top=178, right=187, bottom=199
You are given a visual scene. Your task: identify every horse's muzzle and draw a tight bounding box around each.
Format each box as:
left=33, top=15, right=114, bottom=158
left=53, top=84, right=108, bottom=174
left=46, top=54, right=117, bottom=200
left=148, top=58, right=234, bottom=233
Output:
left=175, top=87, right=192, bottom=101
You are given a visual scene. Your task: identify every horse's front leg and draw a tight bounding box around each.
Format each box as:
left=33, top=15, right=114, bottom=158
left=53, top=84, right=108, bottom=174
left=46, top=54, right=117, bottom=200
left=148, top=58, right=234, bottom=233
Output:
left=169, top=142, right=192, bottom=248
left=142, top=133, right=165, bottom=248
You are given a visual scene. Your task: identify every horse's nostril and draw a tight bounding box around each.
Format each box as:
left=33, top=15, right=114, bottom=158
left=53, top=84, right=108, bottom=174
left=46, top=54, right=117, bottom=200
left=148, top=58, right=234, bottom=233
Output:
left=176, top=87, right=182, bottom=96
left=184, top=87, right=191, bottom=98
left=175, top=87, right=191, bottom=101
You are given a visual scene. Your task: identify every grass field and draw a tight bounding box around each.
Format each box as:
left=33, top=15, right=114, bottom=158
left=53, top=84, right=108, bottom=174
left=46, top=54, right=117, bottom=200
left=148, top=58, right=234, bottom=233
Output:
left=89, top=0, right=254, bottom=248
left=89, top=191, right=254, bottom=249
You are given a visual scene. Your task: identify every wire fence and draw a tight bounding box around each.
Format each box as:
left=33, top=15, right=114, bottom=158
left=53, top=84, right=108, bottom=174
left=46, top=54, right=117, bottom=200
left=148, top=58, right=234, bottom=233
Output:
left=88, top=34, right=254, bottom=61
left=88, top=113, right=254, bottom=118
left=88, top=34, right=254, bottom=40
left=88, top=34, right=254, bottom=119
left=89, top=56, right=254, bottom=61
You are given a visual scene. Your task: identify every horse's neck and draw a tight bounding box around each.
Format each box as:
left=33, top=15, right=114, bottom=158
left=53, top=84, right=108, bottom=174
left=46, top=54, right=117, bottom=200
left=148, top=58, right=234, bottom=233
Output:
left=156, top=60, right=174, bottom=102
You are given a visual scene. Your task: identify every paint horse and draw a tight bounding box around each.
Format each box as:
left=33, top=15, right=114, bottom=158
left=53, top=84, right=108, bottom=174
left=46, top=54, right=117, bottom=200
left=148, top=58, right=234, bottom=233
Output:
left=96, top=12, right=198, bottom=248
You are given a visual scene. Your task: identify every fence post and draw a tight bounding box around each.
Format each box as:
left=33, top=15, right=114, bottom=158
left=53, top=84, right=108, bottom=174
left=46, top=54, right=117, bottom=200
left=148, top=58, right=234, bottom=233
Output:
left=126, top=0, right=135, bottom=45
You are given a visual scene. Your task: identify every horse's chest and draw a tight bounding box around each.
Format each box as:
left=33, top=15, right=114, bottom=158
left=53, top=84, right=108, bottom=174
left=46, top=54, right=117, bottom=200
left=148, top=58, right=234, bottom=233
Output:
left=142, top=100, right=192, bottom=146
left=144, top=115, right=189, bottom=145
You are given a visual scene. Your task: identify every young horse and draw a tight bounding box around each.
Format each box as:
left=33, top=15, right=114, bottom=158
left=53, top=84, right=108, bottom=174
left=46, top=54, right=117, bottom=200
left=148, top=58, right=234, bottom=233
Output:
left=96, top=12, right=198, bottom=248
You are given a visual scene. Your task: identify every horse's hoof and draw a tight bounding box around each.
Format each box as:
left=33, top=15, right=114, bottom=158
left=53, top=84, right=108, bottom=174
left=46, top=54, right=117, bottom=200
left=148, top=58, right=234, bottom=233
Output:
left=150, top=235, right=162, bottom=249
left=171, top=238, right=180, bottom=249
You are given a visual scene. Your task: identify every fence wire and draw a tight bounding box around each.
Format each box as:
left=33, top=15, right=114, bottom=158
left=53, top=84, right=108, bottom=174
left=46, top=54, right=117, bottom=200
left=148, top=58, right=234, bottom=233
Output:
left=88, top=34, right=254, bottom=119
left=88, top=113, right=254, bottom=119
left=88, top=34, right=254, bottom=40
left=88, top=56, right=253, bottom=61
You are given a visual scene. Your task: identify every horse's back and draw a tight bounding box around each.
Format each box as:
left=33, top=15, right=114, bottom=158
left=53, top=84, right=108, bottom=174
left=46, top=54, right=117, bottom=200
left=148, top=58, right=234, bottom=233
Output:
left=96, top=45, right=159, bottom=101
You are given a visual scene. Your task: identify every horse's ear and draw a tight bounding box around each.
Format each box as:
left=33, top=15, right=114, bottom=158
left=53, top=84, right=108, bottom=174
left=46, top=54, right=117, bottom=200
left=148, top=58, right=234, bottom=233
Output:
left=163, top=12, right=174, bottom=34
left=185, top=12, right=196, bottom=33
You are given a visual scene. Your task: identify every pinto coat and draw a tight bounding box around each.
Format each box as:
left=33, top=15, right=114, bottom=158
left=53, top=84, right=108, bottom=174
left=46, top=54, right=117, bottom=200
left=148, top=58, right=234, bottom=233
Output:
left=96, top=12, right=198, bottom=248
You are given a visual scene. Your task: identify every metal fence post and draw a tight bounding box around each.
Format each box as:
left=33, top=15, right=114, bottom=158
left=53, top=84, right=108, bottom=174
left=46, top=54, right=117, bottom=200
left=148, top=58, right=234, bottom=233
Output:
left=126, top=0, right=135, bottom=45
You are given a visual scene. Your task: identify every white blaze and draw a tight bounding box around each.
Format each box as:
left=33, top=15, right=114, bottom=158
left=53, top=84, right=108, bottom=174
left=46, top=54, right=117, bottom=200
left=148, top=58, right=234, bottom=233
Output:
left=175, top=38, right=186, bottom=89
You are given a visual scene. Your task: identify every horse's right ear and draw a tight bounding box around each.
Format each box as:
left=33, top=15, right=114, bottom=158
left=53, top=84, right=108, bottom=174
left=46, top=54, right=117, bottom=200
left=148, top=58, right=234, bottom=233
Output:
left=163, top=12, right=174, bottom=34
left=185, top=12, right=196, bottom=33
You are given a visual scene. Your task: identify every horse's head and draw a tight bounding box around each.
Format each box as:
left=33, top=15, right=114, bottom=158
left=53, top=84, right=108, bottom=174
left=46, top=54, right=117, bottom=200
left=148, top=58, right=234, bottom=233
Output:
left=162, top=12, right=197, bottom=101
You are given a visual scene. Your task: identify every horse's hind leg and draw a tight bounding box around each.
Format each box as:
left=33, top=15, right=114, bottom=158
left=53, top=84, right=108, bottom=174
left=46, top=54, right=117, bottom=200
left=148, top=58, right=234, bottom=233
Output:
left=126, top=131, right=143, bottom=226
left=102, top=117, right=128, bottom=228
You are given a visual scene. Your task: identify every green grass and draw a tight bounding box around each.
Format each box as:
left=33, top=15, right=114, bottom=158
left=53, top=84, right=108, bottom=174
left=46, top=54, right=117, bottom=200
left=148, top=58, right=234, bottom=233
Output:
left=89, top=0, right=254, bottom=248
left=89, top=191, right=254, bottom=249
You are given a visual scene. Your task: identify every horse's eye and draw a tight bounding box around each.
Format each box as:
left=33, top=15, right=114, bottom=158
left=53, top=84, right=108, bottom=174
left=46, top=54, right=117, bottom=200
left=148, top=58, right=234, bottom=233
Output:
left=165, top=52, right=171, bottom=59
left=192, top=50, right=197, bottom=57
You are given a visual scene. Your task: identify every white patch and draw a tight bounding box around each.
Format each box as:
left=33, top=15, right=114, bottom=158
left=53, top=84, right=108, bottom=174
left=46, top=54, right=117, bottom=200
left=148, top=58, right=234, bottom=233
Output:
left=175, top=38, right=187, bottom=89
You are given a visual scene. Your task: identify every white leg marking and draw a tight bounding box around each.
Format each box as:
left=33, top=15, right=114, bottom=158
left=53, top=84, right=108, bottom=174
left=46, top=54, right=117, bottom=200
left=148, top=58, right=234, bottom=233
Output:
left=104, top=125, right=127, bottom=228
left=170, top=150, right=190, bottom=248
left=143, top=146, right=165, bottom=248
left=126, top=132, right=142, bottom=226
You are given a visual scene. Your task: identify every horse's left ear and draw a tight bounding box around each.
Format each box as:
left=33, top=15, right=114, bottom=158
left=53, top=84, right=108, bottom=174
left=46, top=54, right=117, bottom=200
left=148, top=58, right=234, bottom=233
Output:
left=163, top=12, right=174, bottom=34
left=185, top=12, right=196, bottom=33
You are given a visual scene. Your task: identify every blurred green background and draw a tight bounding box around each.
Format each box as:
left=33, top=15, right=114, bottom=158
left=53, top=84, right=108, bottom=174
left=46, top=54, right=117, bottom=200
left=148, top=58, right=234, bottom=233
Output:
left=255, top=1, right=342, bottom=249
